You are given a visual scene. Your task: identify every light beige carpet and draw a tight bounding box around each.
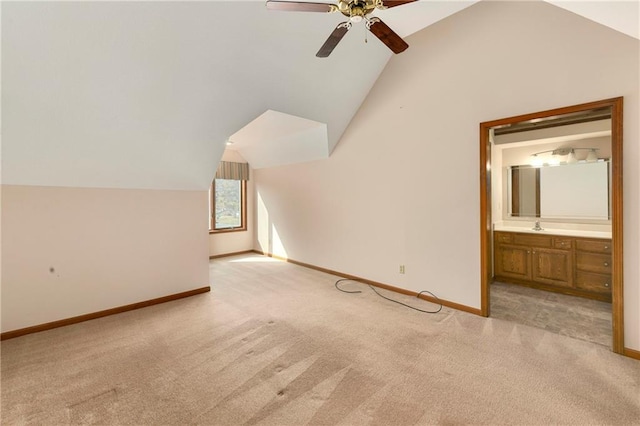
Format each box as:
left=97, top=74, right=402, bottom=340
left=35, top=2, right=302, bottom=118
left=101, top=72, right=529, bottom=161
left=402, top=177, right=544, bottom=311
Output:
left=2, top=254, right=639, bottom=425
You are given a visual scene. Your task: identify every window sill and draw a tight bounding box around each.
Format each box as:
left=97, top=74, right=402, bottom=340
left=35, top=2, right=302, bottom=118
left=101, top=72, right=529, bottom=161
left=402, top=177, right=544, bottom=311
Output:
left=209, top=227, right=247, bottom=235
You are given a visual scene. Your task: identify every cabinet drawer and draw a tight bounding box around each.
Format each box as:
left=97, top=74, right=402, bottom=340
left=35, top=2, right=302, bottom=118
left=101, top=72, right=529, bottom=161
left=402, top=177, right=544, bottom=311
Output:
left=553, top=238, right=573, bottom=250
left=495, top=232, right=513, bottom=243
left=513, top=233, right=552, bottom=248
left=576, top=239, right=612, bottom=254
left=576, top=252, right=612, bottom=274
left=575, top=271, right=612, bottom=294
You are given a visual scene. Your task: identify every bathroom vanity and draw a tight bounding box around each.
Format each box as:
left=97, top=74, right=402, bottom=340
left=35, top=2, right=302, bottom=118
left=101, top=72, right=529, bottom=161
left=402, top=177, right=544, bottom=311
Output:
left=494, top=229, right=612, bottom=302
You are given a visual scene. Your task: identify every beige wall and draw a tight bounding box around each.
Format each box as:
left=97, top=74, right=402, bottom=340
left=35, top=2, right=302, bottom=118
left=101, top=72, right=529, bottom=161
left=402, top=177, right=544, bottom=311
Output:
left=1, top=185, right=209, bottom=332
left=253, top=1, right=640, bottom=350
left=208, top=150, right=255, bottom=257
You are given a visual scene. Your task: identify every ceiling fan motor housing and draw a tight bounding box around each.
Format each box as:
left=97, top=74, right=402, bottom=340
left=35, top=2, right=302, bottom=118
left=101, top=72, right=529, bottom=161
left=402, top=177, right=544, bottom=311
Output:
left=338, top=0, right=377, bottom=20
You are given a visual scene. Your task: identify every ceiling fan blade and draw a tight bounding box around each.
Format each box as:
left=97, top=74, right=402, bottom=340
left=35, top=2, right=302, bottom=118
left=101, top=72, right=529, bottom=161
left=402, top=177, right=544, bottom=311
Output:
left=266, top=1, right=336, bottom=13
left=368, top=18, right=408, bottom=54
left=316, top=23, right=350, bottom=58
left=380, top=0, right=418, bottom=8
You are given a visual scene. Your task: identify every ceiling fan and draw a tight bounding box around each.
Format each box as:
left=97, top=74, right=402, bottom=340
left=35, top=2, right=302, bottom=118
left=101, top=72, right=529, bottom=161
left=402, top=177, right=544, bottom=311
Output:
left=266, top=0, right=417, bottom=57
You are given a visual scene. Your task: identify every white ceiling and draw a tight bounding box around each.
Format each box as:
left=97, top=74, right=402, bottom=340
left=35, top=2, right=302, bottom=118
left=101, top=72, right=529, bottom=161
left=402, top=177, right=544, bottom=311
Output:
left=549, top=1, right=639, bottom=40
left=2, top=1, right=637, bottom=190
left=228, top=109, right=329, bottom=169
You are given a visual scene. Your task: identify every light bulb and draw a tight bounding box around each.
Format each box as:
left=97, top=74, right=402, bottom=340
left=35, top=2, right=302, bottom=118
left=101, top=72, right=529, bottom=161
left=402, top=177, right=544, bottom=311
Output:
left=567, top=149, right=578, bottom=164
left=531, top=155, right=543, bottom=167
left=586, top=149, right=598, bottom=162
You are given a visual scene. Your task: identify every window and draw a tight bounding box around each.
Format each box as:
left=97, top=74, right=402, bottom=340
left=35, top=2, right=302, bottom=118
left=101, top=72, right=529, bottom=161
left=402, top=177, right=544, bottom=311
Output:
left=209, top=161, right=249, bottom=233
left=210, top=179, right=247, bottom=232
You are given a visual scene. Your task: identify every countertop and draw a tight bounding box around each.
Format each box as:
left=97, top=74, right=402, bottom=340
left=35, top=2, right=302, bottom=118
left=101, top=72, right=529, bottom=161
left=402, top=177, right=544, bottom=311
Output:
left=493, top=225, right=612, bottom=239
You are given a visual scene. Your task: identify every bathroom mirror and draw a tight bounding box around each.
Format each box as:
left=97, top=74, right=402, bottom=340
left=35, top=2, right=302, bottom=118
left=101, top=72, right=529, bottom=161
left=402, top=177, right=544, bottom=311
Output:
left=508, top=161, right=611, bottom=220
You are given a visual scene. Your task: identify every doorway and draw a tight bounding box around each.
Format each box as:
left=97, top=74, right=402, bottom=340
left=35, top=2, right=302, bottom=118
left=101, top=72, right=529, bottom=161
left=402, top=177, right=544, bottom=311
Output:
left=479, top=97, right=624, bottom=353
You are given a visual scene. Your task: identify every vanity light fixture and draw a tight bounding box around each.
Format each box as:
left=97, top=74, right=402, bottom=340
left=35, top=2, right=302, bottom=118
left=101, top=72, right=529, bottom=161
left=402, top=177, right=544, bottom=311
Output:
left=547, top=156, right=561, bottom=166
left=530, top=154, right=544, bottom=167
left=529, top=147, right=599, bottom=166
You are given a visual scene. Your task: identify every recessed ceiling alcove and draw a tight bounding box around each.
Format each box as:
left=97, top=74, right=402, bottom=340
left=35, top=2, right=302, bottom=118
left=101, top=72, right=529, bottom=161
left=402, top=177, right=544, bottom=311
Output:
left=227, top=110, right=329, bottom=169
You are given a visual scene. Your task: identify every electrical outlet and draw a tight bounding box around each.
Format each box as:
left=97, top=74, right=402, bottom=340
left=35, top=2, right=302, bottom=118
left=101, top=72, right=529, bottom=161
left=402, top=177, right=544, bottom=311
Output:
left=399, top=265, right=405, bottom=274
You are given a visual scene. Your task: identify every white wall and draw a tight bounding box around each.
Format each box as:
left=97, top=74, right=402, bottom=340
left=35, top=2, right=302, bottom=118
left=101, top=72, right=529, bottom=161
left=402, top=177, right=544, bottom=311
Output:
left=208, top=150, right=255, bottom=257
left=1, top=185, right=209, bottom=332
left=253, top=1, right=640, bottom=350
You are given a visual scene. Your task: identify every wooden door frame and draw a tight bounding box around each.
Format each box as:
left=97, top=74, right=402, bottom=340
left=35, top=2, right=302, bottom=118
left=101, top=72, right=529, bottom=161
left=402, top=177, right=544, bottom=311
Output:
left=479, top=97, right=624, bottom=354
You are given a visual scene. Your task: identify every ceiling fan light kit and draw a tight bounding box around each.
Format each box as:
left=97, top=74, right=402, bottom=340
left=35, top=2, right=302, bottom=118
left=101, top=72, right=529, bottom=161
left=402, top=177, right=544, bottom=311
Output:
left=266, top=0, right=416, bottom=57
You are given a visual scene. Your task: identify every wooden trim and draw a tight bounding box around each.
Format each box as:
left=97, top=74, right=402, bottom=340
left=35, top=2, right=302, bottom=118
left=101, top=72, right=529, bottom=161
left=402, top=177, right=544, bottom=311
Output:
left=479, top=122, right=492, bottom=317
left=623, top=348, right=640, bottom=360
left=610, top=97, right=624, bottom=354
left=253, top=250, right=482, bottom=316
left=209, top=250, right=254, bottom=260
left=209, top=228, right=247, bottom=235
left=0, top=286, right=211, bottom=341
left=535, top=168, right=541, bottom=217
left=511, top=168, right=520, bottom=216
left=480, top=98, right=623, bottom=129
left=480, top=97, right=625, bottom=354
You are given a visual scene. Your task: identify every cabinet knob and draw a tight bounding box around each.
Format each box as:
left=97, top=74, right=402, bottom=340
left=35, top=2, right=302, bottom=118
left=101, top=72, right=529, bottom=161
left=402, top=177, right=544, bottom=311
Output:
left=604, top=245, right=609, bottom=250
left=604, top=262, right=609, bottom=267
left=527, top=250, right=530, bottom=254
left=604, top=283, right=610, bottom=287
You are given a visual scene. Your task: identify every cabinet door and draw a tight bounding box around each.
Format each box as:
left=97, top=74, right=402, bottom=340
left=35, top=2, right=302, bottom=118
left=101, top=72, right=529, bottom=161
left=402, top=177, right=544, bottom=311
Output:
left=575, top=271, right=612, bottom=296
left=495, top=244, right=531, bottom=280
left=576, top=252, right=612, bottom=275
left=531, top=247, right=573, bottom=287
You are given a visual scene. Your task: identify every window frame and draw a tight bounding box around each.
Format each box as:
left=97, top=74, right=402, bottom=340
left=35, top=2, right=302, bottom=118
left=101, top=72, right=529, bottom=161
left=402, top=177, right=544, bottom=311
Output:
left=209, top=178, right=247, bottom=234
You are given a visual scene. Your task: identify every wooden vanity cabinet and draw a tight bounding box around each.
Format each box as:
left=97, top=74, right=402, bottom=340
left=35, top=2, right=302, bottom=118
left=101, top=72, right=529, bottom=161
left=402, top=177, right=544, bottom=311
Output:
left=494, top=231, right=611, bottom=302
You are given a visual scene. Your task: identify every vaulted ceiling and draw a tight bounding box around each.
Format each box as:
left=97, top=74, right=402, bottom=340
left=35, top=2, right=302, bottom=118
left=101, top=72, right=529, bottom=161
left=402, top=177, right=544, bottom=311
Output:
left=2, top=1, right=638, bottom=189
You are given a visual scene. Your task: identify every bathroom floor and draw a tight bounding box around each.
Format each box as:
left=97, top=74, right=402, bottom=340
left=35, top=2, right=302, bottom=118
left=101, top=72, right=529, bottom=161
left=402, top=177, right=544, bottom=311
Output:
left=490, top=281, right=612, bottom=347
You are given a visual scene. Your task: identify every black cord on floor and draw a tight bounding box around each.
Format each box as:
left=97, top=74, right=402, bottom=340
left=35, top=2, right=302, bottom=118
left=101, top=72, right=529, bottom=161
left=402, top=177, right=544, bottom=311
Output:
left=335, top=279, right=443, bottom=314
left=335, top=278, right=362, bottom=293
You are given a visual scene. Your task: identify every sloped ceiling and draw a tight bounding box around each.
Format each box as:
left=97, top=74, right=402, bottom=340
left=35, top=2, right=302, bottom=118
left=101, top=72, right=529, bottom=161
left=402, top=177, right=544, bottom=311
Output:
left=548, top=1, right=639, bottom=39
left=1, top=1, right=637, bottom=190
